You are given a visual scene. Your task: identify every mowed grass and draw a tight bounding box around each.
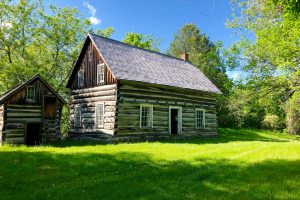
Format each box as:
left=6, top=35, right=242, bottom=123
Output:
left=1, top=129, right=300, bottom=200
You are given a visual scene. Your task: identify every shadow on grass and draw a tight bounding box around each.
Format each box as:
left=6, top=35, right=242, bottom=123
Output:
left=0, top=150, right=299, bottom=200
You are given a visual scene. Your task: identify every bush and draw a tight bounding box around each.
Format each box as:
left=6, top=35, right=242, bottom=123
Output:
left=263, top=115, right=281, bottom=130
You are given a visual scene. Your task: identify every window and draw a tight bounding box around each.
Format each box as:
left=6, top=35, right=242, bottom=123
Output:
left=75, top=106, right=81, bottom=128
left=26, top=86, right=35, bottom=101
left=97, top=63, right=105, bottom=83
left=95, top=103, right=104, bottom=128
left=196, top=109, right=205, bottom=128
left=78, top=69, right=84, bottom=87
left=140, top=105, right=153, bottom=128
left=88, top=49, right=92, bottom=62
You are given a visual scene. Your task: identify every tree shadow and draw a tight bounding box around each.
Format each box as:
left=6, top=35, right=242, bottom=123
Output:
left=0, top=150, right=299, bottom=199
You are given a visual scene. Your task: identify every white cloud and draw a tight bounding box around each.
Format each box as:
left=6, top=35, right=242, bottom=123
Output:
left=83, top=2, right=101, bottom=25
left=89, top=16, right=101, bottom=25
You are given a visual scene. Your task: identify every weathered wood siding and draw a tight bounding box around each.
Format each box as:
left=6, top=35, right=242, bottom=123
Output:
left=69, top=40, right=117, bottom=90
left=0, top=104, right=4, bottom=144
left=116, top=80, right=218, bottom=137
left=69, top=84, right=117, bottom=136
left=2, top=105, right=42, bottom=144
left=1, top=77, right=64, bottom=144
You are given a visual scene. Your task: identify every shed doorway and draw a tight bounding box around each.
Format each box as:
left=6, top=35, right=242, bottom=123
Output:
left=169, top=107, right=182, bottom=135
left=26, top=123, right=41, bottom=146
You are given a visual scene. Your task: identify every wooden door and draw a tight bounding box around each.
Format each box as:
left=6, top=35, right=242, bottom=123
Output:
left=43, top=97, right=57, bottom=120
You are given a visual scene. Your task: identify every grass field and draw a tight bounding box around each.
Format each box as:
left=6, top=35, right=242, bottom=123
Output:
left=1, top=129, right=300, bottom=200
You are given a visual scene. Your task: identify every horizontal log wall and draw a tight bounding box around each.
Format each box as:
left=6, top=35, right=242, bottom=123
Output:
left=116, top=81, right=218, bottom=137
left=3, top=105, right=42, bottom=144
left=69, top=84, right=117, bottom=136
left=0, top=104, right=3, bottom=145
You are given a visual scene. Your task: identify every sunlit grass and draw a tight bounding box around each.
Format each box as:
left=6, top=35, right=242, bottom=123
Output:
left=1, top=128, right=300, bottom=200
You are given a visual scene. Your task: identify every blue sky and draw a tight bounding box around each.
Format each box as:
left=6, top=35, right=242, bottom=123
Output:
left=46, top=0, right=244, bottom=79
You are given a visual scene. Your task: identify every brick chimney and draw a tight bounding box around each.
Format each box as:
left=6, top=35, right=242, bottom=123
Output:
left=180, top=53, right=189, bottom=61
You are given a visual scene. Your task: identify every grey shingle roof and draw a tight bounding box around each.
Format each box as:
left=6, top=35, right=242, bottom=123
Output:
left=88, top=33, right=221, bottom=94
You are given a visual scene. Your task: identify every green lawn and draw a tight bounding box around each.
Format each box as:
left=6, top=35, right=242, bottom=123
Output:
left=1, top=129, right=300, bottom=200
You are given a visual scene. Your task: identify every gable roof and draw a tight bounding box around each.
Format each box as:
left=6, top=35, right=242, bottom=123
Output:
left=0, top=74, right=67, bottom=104
left=67, top=33, right=221, bottom=94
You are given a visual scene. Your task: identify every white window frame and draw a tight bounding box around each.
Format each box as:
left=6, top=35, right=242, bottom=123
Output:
left=95, top=103, right=105, bottom=128
left=97, top=63, right=105, bottom=84
left=74, top=106, right=82, bottom=128
left=26, top=86, right=35, bottom=101
left=195, top=108, right=205, bottom=128
left=78, top=69, right=84, bottom=87
left=139, top=104, right=153, bottom=128
left=168, top=106, right=182, bottom=134
left=88, top=49, right=93, bottom=62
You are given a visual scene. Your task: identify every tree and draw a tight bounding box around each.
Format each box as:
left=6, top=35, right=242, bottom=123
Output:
left=227, top=0, right=300, bottom=133
left=167, top=24, right=233, bottom=127
left=123, top=32, right=160, bottom=52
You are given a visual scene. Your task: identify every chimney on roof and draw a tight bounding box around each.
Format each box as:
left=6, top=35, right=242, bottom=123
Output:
left=180, top=53, right=189, bottom=61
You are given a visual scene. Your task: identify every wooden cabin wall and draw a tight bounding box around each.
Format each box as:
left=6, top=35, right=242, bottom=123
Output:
left=70, top=41, right=117, bottom=90
left=3, top=105, right=42, bottom=144
left=4, top=79, right=56, bottom=106
left=0, top=104, right=3, bottom=144
left=1, top=80, right=65, bottom=144
left=116, top=80, right=218, bottom=137
left=69, top=84, right=117, bottom=136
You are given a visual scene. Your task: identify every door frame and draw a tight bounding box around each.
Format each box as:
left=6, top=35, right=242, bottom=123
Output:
left=169, top=106, right=182, bottom=135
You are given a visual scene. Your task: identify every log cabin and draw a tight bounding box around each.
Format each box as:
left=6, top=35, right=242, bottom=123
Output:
left=0, top=75, right=66, bottom=145
left=66, top=33, right=222, bottom=140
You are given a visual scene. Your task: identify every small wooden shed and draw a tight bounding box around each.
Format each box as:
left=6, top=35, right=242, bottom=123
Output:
left=0, top=74, right=66, bottom=145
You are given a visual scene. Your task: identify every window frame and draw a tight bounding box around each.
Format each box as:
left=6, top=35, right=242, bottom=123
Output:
left=74, top=106, right=82, bottom=128
left=97, top=63, right=105, bottom=84
left=26, top=85, right=35, bottom=101
left=78, top=69, right=84, bottom=88
left=195, top=108, right=205, bottom=129
left=95, top=103, right=105, bottom=128
left=139, top=104, right=153, bottom=128
left=88, top=49, right=93, bottom=62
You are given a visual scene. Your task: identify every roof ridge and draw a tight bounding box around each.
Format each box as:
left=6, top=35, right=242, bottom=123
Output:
left=88, top=32, right=189, bottom=63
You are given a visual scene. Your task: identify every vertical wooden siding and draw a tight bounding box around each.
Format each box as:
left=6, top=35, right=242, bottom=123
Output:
left=70, top=40, right=117, bottom=89
left=116, top=81, right=218, bottom=137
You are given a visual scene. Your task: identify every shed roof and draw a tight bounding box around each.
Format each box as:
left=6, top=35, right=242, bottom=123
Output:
left=67, top=33, right=221, bottom=94
left=0, top=74, right=67, bottom=104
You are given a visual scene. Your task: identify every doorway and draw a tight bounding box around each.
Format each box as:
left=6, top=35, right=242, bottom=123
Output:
left=169, top=107, right=182, bottom=135
left=26, top=123, right=41, bottom=146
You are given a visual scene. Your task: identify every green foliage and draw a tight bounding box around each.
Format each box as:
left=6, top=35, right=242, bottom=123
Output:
left=0, top=129, right=299, bottom=199
left=96, top=27, right=115, bottom=38
left=122, top=32, right=160, bottom=52
left=286, top=91, right=300, bottom=134
left=167, top=24, right=233, bottom=127
left=263, top=115, right=282, bottom=130
left=226, top=0, right=300, bottom=133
